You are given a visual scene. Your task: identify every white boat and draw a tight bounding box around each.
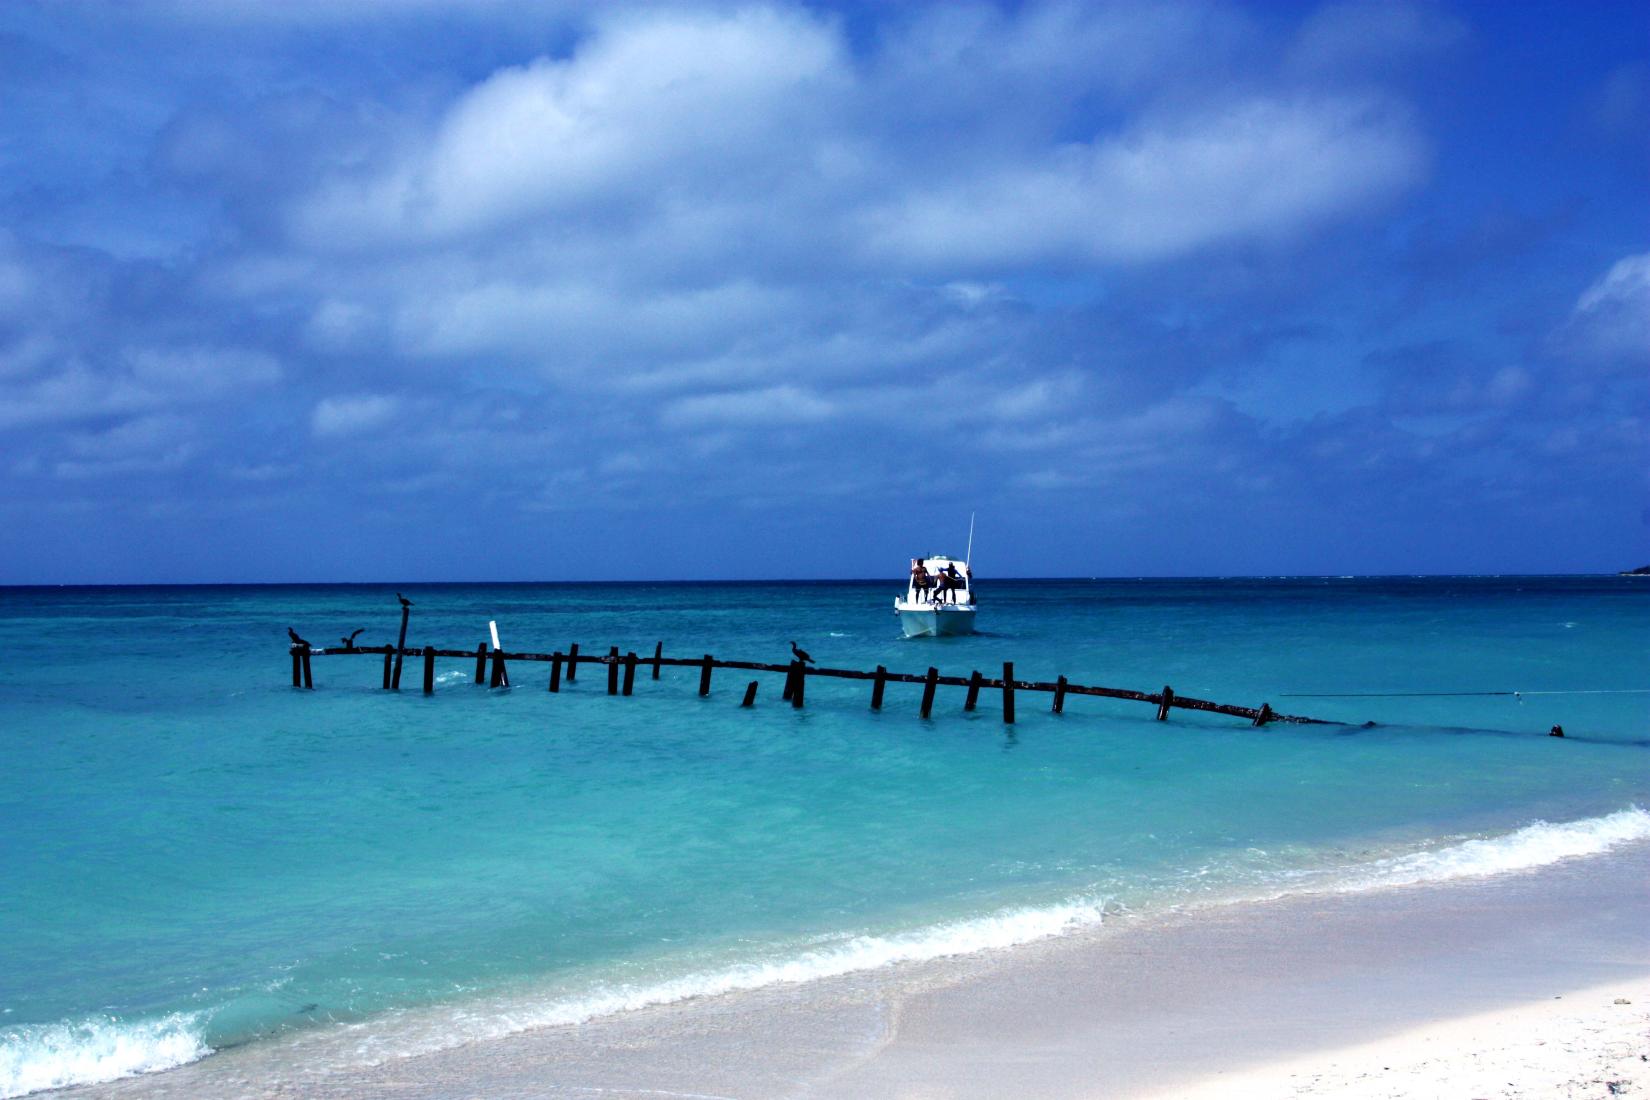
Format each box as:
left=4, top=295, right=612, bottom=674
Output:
left=895, top=554, right=977, bottom=637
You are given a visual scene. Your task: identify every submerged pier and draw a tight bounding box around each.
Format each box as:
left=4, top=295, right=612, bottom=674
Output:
left=286, top=635, right=1331, bottom=728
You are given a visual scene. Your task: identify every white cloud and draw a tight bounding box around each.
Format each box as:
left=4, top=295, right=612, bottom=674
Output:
left=1563, top=252, right=1650, bottom=362
left=311, top=393, right=401, bottom=436
left=661, top=384, right=837, bottom=427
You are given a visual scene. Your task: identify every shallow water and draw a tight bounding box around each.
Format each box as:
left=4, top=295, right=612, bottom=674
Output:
left=1, top=577, right=1645, bottom=1096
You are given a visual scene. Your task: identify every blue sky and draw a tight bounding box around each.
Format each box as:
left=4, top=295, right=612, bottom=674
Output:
left=0, top=0, right=1644, bottom=582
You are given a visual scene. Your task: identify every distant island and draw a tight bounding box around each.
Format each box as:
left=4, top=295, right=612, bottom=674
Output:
left=1621, top=565, right=1650, bottom=575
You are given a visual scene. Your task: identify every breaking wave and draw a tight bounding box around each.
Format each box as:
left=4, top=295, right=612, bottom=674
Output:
left=0, top=1014, right=210, bottom=1098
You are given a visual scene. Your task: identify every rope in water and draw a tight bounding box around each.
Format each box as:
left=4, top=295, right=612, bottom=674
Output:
left=1278, top=689, right=1650, bottom=698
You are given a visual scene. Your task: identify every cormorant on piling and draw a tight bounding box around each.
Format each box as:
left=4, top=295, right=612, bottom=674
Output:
left=397, top=592, right=413, bottom=609
left=790, top=641, right=815, bottom=665
left=287, top=628, right=311, bottom=649
left=341, top=628, right=364, bottom=650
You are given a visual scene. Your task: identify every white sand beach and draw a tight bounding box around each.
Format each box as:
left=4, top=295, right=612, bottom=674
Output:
left=66, top=839, right=1649, bottom=1100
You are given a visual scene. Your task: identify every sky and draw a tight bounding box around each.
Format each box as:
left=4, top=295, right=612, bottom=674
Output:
left=0, top=0, right=1645, bottom=583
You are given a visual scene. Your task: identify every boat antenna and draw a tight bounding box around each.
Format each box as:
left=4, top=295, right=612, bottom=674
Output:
left=965, top=511, right=975, bottom=569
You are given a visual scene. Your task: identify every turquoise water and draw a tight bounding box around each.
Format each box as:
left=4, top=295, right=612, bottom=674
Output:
left=1, top=577, right=1646, bottom=1095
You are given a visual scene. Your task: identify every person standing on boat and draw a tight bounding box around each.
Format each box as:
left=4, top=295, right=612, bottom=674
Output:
left=912, top=559, right=932, bottom=603
left=942, top=562, right=962, bottom=603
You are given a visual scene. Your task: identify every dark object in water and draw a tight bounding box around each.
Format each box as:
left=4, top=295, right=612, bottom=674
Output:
left=1550, top=724, right=1565, bottom=738
left=790, top=640, right=815, bottom=665
left=287, top=628, right=310, bottom=648
left=341, top=628, right=363, bottom=649
left=397, top=592, right=413, bottom=608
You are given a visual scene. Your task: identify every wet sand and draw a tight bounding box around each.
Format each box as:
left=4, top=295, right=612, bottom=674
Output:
left=65, top=842, right=1650, bottom=1099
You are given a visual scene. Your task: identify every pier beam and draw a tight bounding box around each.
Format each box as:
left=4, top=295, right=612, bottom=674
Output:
left=291, top=650, right=301, bottom=688
left=474, top=644, right=487, bottom=685
left=549, top=652, right=562, bottom=693
left=1156, top=686, right=1174, bottom=721
left=567, top=643, right=579, bottom=682
left=301, top=649, right=313, bottom=690
left=1053, top=675, right=1067, bottom=714
left=422, top=648, right=435, bottom=695
left=871, top=665, right=887, bottom=711
left=623, top=651, right=637, bottom=696
left=1002, top=662, right=1016, bottom=725
left=741, top=680, right=759, bottom=707
left=382, top=651, right=393, bottom=690
left=391, top=602, right=410, bottom=690
left=920, top=666, right=939, bottom=718
left=699, top=654, right=713, bottom=697
left=790, top=660, right=805, bottom=709
left=490, top=649, right=508, bottom=688
left=964, top=670, right=981, bottom=712
left=1253, top=702, right=1273, bottom=727
left=607, top=646, right=620, bottom=696
left=652, top=641, right=663, bottom=680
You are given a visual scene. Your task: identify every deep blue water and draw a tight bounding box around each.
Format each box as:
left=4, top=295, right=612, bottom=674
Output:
left=1, top=577, right=1646, bottom=1095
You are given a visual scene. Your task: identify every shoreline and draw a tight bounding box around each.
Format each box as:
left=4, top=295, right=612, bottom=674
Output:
left=59, top=837, right=1650, bottom=1099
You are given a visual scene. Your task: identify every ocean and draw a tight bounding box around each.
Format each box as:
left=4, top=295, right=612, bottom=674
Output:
left=1, top=576, right=1646, bottom=1097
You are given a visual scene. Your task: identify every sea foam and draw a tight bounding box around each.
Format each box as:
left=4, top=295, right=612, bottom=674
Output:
left=0, top=1014, right=209, bottom=1098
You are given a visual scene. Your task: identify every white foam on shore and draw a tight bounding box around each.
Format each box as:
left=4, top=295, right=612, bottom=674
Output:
left=0, top=1013, right=210, bottom=1098
left=1332, top=806, right=1650, bottom=893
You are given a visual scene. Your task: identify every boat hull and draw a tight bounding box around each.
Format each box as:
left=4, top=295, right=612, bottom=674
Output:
left=897, top=606, right=976, bottom=638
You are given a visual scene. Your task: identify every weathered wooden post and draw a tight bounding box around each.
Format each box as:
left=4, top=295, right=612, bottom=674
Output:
left=301, top=649, right=313, bottom=690
left=490, top=649, right=508, bottom=688
left=473, top=644, right=487, bottom=684
left=699, top=654, right=713, bottom=697
left=1002, top=661, right=1016, bottom=724
left=1053, top=675, right=1068, bottom=714
left=1252, top=703, right=1273, bottom=727
left=920, top=666, right=939, bottom=718
left=1156, top=686, right=1174, bottom=721
left=566, top=643, right=579, bottom=682
left=382, top=650, right=393, bottom=690
left=741, top=680, right=759, bottom=707
left=422, top=648, right=435, bottom=695
left=652, top=641, right=663, bottom=680
left=790, top=660, right=805, bottom=709
left=549, top=652, right=562, bottom=692
left=782, top=663, right=796, bottom=701
left=623, top=651, right=637, bottom=696
left=964, top=670, right=982, bottom=711
left=291, top=650, right=302, bottom=687
left=871, top=665, right=887, bottom=710
left=607, top=646, right=620, bottom=696
left=391, top=601, right=410, bottom=690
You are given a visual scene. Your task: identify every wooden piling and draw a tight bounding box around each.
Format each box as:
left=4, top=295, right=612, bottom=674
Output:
left=607, top=646, right=620, bottom=696
left=382, top=650, right=393, bottom=690
left=422, top=648, right=435, bottom=695
left=1053, top=675, right=1067, bottom=714
left=474, top=644, right=487, bottom=685
left=623, top=651, right=637, bottom=696
left=920, top=666, right=939, bottom=718
left=652, top=641, right=663, bottom=680
left=1253, top=702, right=1273, bottom=727
left=549, top=652, right=562, bottom=692
left=871, top=665, right=887, bottom=710
left=1156, top=686, right=1174, bottom=721
left=699, top=654, right=713, bottom=697
left=490, top=649, right=507, bottom=688
left=791, top=660, right=805, bottom=709
left=392, top=603, right=410, bottom=690
left=291, top=651, right=302, bottom=687
left=965, top=670, right=982, bottom=711
left=782, top=662, right=796, bottom=701
left=1002, top=661, right=1016, bottom=724
left=566, top=643, right=579, bottom=682
left=301, top=649, right=313, bottom=690
left=741, top=680, right=759, bottom=707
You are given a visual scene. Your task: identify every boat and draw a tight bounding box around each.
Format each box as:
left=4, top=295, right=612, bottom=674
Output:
left=895, top=553, right=977, bottom=636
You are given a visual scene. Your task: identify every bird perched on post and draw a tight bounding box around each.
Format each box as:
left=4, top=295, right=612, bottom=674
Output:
left=790, top=641, right=815, bottom=665
left=287, top=628, right=311, bottom=649
left=341, top=628, right=364, bottom=650
left=397, top=593, right=413, bottom=609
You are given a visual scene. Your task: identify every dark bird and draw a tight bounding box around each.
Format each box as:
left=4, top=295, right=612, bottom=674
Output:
left=397, top=592, right=413, bottom=609
left=790, top=641, right=815, bottom=665
left=287, top=628, right=311, bottom=649
left=341, top=628, right=364, bottom=649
